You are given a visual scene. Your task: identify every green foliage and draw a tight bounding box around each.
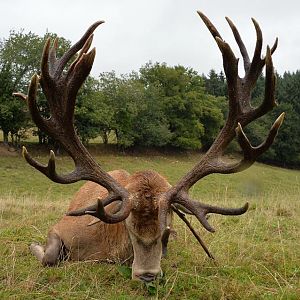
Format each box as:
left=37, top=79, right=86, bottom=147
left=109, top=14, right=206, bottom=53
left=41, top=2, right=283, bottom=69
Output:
left=0, top=30, right=71, bottom=90
left=203, top=69, right=227, bottom=97
left=274, top=72, right=300, bottom=165
left=75, top=76, right=113, bottom=145
left=98, top=72, right=141, bottom=147
left=92, top=63, right=225, bottom=150
left=0, top=30, right=71, bottom=146
left=270, top=103, right=300, bottom=165
left=139, top=62, right=224, bottom=149
left=133, top=83, right=172, bottom=147
left=1, top=26, right=299, bottom=166
left=0, top=30, right=41, bottom=89
left=0, top=65, right=28, bottom=144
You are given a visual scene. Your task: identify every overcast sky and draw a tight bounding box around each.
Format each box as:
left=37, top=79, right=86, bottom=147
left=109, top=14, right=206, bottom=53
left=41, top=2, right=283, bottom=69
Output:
left=1, top=0, right=299, bottom=77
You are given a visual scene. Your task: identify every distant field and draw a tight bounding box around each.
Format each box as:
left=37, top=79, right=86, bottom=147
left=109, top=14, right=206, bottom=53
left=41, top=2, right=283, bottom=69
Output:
left=1, top=148, right=299, bottom=299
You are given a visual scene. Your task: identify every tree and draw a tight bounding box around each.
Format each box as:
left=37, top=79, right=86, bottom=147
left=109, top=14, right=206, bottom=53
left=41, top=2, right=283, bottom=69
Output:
left=97, top=71, right=133, bottom=147
left=273, top=72, right=300, bottom=165
left=0, top=64, right=28, bottom=145
left=133, top=83, right=172, bottom=147
left=0, top=30, right=71, bottom=145
left=139, top=62, right=225, bottom=150
left=108, top=74, right=144, bottom=148
left=96, top=70, right=172, bottom=148
left=203, top=69, right=226, bottom=97
left=75, top=76, right=114, bottom=145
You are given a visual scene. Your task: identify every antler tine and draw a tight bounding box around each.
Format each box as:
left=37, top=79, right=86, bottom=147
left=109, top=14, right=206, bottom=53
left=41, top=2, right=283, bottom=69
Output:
left=263, top=46, right=277, bottom=108
left=225, top=16, right=250, bottom=73
left=64, top=47, right=96, bottom=121
left=198, top=12, right=239, bottom=109
left=94, top=198, right=132, bottom=224
left=216, top=112, right=285, bottom=174
left=248, top=46, right=277, bottom=123
left=261, top=46, right=277, bottom=111
left=66, top=196, right=132, bottom=224
left=250, top=18, right=263, bottom=65
left=41, top=38, right=52, bottom=83
left=54, top=21, right=104, bottom=78
left=66, top=195, right=131, bottom=225
left=270, top=37, right=278, bottom=55
left=27, top=74, right=52, bottom=134
left=67, top=33, right=94, bottom=77
left=237, top=113, right=285, bottom=160
left=174, top=192, right=249, bottom=233
left=41, top=37, right=58, bottom=81
left=67, top=194, right=121, bottom=217
left=214, top=37, right=238, bottom=92
left=172, top=205, right=215, bottom=259
left=197, top=11, right=223, bottom=41
left=49, top=38, right=58, bottom=66
left=39, top=39, right=61, bottom=115
left=22, top=147, right=79, bottom=184
left=12, top=92, right=27, bottom=101
left=247, top=18, right=265, bottom=87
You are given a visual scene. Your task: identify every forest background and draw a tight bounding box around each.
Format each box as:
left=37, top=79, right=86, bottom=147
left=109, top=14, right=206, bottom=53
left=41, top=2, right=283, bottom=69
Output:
left=0, top=29, right=299, bottom=167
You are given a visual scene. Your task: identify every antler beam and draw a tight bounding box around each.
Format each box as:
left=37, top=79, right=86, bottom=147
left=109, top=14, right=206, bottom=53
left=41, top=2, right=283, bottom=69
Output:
left=14, top=21, right=132, bottom=223
left=159, top=11, right=284, bottom=234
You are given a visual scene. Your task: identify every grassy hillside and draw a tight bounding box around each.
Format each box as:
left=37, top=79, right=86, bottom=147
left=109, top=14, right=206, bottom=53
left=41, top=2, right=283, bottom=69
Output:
left=0, top=149, right=299, bottom=299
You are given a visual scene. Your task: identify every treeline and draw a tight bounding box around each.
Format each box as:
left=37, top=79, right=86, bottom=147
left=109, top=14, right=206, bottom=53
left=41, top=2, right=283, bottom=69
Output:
left=0, top=30, right=299, bottom=167
left=204, top=70, right=300, bottom=167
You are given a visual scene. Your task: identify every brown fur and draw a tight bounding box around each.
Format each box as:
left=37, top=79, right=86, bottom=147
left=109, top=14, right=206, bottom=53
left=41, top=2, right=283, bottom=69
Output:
left=126, top=171, right=171, bottom=240
left=50, top=170, right=132, bottom=262
left=39, top=169, right=172, bottom=269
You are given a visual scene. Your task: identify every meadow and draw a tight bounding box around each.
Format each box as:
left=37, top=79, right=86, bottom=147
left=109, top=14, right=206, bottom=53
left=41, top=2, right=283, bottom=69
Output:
left=0, top=145, right=299, bottom=299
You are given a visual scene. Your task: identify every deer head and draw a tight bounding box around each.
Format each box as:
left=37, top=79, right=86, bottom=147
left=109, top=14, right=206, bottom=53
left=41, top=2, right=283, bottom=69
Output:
left=15, top=11, right=283, bottom=282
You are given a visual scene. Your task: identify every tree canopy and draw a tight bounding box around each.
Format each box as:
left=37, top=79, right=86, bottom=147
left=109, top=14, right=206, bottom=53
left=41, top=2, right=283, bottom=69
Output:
left=0, top=30, right=71, bottom=145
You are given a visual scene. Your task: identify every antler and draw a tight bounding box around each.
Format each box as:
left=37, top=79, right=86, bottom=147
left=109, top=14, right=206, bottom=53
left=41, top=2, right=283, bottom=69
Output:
left=160, top=11, right=284, bottom=233
left=14, top=21, right=131, bottom=223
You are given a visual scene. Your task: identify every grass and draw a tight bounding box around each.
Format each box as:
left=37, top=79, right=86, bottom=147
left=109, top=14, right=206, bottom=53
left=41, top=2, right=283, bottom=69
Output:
left=0, top=146, right=300, bottom=299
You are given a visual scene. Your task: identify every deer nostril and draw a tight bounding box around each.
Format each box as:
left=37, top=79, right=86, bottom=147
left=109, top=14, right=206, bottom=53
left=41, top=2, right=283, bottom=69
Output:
left=137, top=273, right=157, bottom=283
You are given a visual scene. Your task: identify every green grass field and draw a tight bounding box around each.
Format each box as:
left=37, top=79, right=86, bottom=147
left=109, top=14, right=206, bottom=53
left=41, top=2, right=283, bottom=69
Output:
left=0, top=147, right=299, bottom=299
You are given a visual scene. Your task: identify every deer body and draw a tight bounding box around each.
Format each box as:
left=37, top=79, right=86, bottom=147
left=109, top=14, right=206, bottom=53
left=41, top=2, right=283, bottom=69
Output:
left=17, top=11, right=284, bottom=282
left=31, top=169, right=172, bottom=281
left=51, top=170, right=131, bottom=262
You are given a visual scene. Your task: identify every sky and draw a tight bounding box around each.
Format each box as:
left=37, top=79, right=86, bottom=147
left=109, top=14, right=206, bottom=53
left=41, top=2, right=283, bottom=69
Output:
left=1, top=0, right=299, bottom=77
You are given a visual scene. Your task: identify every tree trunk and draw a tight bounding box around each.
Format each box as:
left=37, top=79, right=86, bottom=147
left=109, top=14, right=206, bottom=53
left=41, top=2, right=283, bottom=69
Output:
left=3, top=131, right=9, bottom=145
left=102, top=131, right=109, bottom=144
left=16, top=134, right=21, bottom=147
left=115, top=129, right=119, bottom=145
left=10, top=132, right=15, bottom=146
left=38, top=133, right=42, bottom=144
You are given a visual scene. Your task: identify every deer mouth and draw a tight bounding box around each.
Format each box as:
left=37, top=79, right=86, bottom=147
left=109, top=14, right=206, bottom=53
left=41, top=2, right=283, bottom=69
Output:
left=137, top=272, right=157, bottom=283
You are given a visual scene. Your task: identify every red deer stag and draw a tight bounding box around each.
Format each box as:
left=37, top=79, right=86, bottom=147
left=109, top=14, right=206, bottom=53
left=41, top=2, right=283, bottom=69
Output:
left=15, top=12, right=284, bottom=282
